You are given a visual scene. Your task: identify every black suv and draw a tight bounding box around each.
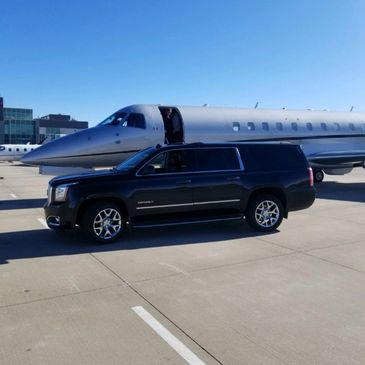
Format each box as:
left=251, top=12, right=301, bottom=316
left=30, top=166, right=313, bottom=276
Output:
left=45, top=143, right=315, bottom=243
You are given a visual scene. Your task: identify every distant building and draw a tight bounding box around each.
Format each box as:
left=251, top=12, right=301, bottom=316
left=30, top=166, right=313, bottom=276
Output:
left=0, top=97, right=88, bottom=144
left=34, top=114, right=88, bottom=143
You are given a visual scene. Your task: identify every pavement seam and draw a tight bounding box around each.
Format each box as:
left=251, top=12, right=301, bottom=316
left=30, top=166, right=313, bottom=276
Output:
left=256, top=235, right=365, bottom=256
left=132, top=251, right=297, bottom=285
left=88, top=252, right=224, bottom=365
left=303, top=239, right=365, bottom=253
left=88, top=253, right=294, bottom=365
left=257, top=236, right=365, bottom=275
left=0, top=283, right=123, bottom=310
left=300, top=251, right=365, bottom=275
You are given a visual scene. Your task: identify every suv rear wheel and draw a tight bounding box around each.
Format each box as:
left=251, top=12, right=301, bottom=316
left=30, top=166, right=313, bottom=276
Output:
left=82, top=202, right=125, bottom=243
left=246, top=194, right=283, bottom=232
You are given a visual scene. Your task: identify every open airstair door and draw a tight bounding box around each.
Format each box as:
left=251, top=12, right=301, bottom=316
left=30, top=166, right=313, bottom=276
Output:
left=159, top=107, right=184, bottom=144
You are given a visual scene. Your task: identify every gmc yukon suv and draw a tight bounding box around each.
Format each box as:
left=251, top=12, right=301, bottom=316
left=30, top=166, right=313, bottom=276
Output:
left=45, top=143, right=315, bottom=243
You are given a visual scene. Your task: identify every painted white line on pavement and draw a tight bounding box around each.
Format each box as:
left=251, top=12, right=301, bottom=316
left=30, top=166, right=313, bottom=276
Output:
left=10, top=193, right=18, bottom=198
left=37, top=218, right=49, bottom=229
left=132, top=306, right=206, bottom=365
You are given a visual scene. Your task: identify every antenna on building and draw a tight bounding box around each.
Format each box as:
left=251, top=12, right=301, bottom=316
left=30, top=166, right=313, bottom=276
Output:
left=254, top=102, right=259, bottom=109
left=350, top=106, right=354, bottom=112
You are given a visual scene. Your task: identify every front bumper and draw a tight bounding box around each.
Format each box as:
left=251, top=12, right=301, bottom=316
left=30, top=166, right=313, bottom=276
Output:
left=44, top=201, right=78, bottom=230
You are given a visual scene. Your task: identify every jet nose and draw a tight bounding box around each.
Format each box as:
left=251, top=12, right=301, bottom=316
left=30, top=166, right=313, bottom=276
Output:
left=21, top=132, right=83, bottom=166
left=21, top=145, right=52, bottom=165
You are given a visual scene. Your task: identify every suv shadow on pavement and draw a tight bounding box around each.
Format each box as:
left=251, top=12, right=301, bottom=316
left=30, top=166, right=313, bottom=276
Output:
left=0, top=221, right=277, bottom=265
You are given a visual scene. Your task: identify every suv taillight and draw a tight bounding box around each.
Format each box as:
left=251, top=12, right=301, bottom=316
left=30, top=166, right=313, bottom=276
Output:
left=308, top=167, right=314, bottom=187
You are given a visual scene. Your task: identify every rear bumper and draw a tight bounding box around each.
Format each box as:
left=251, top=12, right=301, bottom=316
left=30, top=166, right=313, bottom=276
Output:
left=287, top=187, right=316, bottom=212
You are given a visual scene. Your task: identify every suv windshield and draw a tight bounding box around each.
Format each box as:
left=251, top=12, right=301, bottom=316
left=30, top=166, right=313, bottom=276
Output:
left=116, top=147, right=155, bottom=171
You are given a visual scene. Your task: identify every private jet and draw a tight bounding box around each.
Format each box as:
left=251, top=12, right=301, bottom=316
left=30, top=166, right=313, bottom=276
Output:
left=21, top=104, right=365, bottom=182
left=0, top=143, right=41, bottom=162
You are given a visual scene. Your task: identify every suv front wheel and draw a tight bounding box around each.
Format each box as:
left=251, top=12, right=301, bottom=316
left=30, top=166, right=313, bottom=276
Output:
left=246, top=194, right=284, bottom=232
left=82, top=202, right=125, bottom=243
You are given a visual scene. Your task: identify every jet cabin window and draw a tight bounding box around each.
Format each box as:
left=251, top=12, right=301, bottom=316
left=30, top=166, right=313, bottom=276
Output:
left=232, top=122, right=240, bottom=132
left=247, top=122, right=255, bottom=131
left=291, top=122, right=298, bottom=131
left=0, top=146, right=5, bottom=152
left=276, top=122, right=283, bottom=131
left=262, top=122, right=269, bottom=131
left=306, top=123, right=313, bottom=131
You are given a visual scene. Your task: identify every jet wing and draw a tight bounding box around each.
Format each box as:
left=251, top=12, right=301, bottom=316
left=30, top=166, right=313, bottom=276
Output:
left=307, top=151, right=365, bottom=165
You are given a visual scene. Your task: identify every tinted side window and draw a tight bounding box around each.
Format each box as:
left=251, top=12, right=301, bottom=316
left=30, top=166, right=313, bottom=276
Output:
left=196, top=148, right=240, bottom=171
left=140, top=150, right=195, bottom=174
left=123, top=113, right=146, bottom=129
left=238, top=145, right=306, bottom=171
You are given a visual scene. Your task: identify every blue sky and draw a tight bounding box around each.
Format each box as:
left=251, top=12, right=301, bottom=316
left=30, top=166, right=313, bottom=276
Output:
left=1, top=0, right=365, bottom=126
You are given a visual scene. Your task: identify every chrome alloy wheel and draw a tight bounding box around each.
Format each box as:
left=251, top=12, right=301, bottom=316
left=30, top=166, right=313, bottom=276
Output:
left=93, top=208, right=122, bottom=240
left=255, top=200, right=280, bottom=228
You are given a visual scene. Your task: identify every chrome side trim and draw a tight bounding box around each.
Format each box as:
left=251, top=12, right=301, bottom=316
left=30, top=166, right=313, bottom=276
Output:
left=194, top=199, right=240, bottom=205
left=136, top=203, right=193, bottom=210
left=136, top=199, right=240, bottom=210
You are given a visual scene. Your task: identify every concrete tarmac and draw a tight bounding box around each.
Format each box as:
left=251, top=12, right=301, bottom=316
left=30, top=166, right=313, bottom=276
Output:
left=0, top=162, right=364, bottom=364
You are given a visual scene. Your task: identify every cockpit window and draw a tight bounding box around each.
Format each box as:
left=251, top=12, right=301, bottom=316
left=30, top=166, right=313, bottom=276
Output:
left=116, top=147, right=155, bottom=171
left=0, top=146, right=5, bottom=152
left=122, top=113, right=146, bottom=129
left=98, top=112, right=146, bottom=129
left=98, top=112, right=127, bottom=126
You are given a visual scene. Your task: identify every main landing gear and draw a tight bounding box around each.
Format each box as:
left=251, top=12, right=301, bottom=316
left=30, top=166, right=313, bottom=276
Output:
left=313, top=169, right=324, bottom=183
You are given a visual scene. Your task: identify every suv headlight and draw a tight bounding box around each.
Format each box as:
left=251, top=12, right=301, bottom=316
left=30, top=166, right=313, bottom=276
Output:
left=54, top=183, right=78, bottom=202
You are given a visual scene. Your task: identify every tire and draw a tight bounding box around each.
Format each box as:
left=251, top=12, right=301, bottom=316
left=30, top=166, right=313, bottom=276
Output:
left=314, top=169, right=324, bottom=183
left=82, top=201, right=125, bottom=243
left=246, top=194, right=284, bottom=232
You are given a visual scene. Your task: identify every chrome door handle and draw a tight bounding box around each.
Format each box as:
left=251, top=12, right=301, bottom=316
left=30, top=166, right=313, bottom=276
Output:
left=176, top=179, right=191, bottom=184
